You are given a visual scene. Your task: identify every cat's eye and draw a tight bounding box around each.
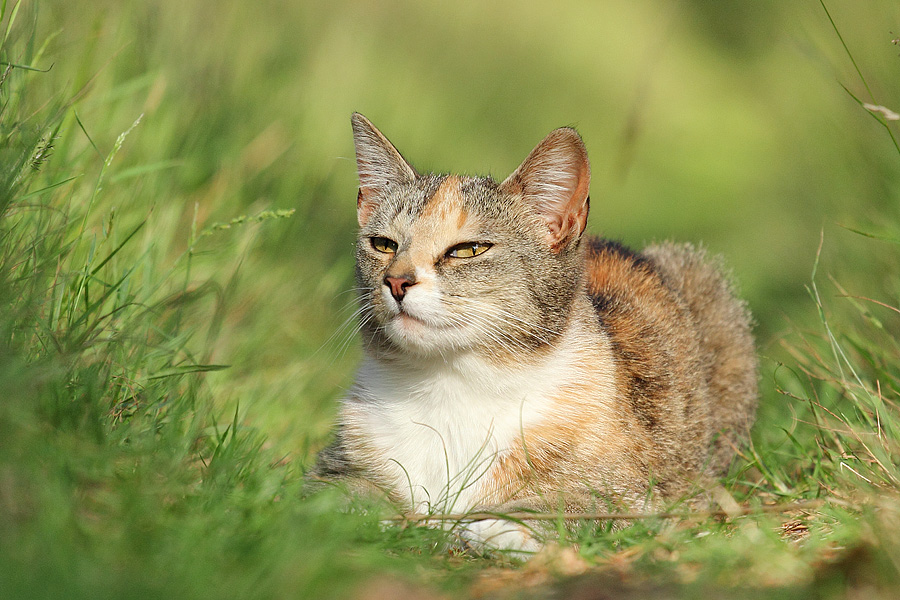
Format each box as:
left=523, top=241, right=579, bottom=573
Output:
left=446, top=242, right=492, bottom=259
left=370, top=236, right=398, bottom=254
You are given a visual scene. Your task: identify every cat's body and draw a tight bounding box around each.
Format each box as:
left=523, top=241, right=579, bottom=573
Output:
left=313, top=114, right=757, bottom=551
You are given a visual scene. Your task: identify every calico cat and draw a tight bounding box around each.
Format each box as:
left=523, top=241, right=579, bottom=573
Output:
left=313, top=113, right=758, bottom=551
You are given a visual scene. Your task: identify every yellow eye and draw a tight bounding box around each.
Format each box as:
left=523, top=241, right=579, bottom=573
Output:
left=447, top=242, right=492, bottom=258
left=370, top=236, right=398, bottom=254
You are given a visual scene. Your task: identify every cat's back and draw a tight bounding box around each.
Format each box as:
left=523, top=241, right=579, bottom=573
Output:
left=583, top=238, right=757, bottom=482
left=640, top=241, right=758, bottom=473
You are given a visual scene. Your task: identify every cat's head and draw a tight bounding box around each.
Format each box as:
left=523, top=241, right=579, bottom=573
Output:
left=350, top=113, right=591, bottom=358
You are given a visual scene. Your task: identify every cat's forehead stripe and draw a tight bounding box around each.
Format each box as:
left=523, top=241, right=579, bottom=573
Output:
left=420, top=175, right=465, bottom=220
left=456, top=203, right=469, bottom=230
left=412, top=175, right=473, bottom=237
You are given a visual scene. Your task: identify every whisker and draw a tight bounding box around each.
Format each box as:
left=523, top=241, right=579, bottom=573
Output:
left=443, top=310, right=521, bottom=356
left=310, top=286, right=381, bottom=362
left=336, top=309, right=377, bottom=360
left=313, top=304, right=370, bottom=360
left=446, top=311, right=524, bottom=355
left=441, top=297, right=559, bottom=350
left=445, top=294, right=560, bottom=335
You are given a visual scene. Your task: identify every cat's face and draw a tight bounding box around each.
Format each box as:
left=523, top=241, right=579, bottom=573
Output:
left=357, top=174, right=563, bottom=356
left=350, top=114, right=591, bottom=358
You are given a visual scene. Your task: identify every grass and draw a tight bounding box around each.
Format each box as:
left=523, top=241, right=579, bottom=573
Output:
left=2, top=0, right=900, bottom=598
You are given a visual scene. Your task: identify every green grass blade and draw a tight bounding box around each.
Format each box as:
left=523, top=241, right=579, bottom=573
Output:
left=1, top=0, right=20, bottom=50
left=73, top=109, right=101, bottom=157
left=148, top=363, right=231, bottom=380
left=838, top=224, right=900, bottom=245
left=0, top=60, right=52, bottom=72
left=108, top=160, right=182, bottom=183
left=89, top=218, right=146, bottom=276
left=19, top=175, right=80, bottom=200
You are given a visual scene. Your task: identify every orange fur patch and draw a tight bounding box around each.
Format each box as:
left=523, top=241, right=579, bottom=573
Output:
left=408, top=176, right=477, bottom=261
left=478, top=380, right=645, bottom=509
left=420, top=175, right=464, bottom=221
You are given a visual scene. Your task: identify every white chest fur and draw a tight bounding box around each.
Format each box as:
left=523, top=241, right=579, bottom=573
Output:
left=341, top=341, right=596, bottom=514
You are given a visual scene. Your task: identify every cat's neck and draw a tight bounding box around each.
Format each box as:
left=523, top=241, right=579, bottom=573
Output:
left=355, top=296, right=608, bottom=404
left=342, top=297, right=617, bottom=514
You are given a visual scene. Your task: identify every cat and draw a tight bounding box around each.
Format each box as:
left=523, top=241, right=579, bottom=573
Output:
left=312, top=112, right=758, bottom=552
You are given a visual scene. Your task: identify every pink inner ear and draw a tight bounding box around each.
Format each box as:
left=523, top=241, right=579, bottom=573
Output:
left=357, top=189, right=374, bottom=227
left=501, top=127, right=591, bottom=251
left=547, top=202, right=588, bottom=251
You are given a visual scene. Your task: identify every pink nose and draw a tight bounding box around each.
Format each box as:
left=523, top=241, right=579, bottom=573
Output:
left=384, top=275, right=415, bottom=302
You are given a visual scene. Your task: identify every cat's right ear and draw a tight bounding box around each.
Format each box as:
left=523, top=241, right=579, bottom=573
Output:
left=351, top=113, right=418, bottom=227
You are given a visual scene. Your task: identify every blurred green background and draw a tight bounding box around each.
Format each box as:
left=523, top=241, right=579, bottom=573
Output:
left=32, top=0, right=900, bottom=455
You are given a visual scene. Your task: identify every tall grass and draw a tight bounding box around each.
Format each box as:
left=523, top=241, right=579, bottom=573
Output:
left=0, top=8, right=368, bottom=600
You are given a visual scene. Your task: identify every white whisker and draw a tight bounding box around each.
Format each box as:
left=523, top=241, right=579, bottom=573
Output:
left=314, top=303, right=369, bottom=359
left=439, top=295, right=560, bottom=351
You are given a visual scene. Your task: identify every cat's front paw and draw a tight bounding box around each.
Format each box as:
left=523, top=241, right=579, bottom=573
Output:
left=458, top=518, right=542, bottom=557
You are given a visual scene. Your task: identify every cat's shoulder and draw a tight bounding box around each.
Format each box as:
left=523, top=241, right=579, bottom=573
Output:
left=582, top=237, right=669, bottom=310
left=582, top=236, right=733, bottom=312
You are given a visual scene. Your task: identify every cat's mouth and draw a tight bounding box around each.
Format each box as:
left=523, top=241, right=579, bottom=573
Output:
left=390, top=307, right=452, bottom=332
left=382, top=295, right=462, bottom=343
left=394, top=309, right=437, bottom=329
left=396, top=311, right=424, bottom=325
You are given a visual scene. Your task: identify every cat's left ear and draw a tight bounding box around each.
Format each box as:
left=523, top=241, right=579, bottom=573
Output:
left=500, top=127, right=590, bottom=252
left=351, top=113, right=419, bottom=227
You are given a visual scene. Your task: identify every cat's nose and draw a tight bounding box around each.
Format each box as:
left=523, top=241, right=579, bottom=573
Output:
left=384, top=275, right=416, bottom=303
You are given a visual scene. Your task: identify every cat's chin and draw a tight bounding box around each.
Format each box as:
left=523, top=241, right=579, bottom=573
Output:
left=393, top=312, right=428, bottom=330
left=384, top=312, right=472, bottom=355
